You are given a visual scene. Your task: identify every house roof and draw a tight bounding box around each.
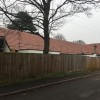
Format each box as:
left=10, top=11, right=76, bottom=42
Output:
left=0, top=27, right=44, bottom=51
left=0, top=27, right=100, bottom=54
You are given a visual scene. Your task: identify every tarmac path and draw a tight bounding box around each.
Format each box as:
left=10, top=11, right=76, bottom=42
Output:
left=1, top=74, right=100, bottom=100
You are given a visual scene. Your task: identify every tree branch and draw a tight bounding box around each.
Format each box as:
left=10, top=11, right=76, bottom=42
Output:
left=49, top=0, right=69, bottom=21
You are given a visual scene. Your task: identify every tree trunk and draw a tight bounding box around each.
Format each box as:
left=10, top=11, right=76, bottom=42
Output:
left=43, top=26, right=50, bottom=54
left=43, top=35, right=50, bottom=54
left=43, top=1, right=51, bottom=54
left=43, top=15, right=50, bottom=54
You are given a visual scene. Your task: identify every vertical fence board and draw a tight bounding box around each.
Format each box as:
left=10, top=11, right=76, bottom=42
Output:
left=0, top=53, right=100, bottom=82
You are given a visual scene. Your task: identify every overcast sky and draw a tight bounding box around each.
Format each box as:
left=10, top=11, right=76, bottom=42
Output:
left=55, top=10, right=100, bottom=44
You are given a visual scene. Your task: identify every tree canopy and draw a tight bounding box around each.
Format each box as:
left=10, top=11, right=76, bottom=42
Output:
left=7, top=11, right=37, bottom=33
left=0, top=0, right=100, bottom=54
left=54, top=34, right=66, bottom=41
left=73, top=40, right=85, bottom=44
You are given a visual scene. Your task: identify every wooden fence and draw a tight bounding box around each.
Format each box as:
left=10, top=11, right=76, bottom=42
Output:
left=0, top=53, right=100, bottom=81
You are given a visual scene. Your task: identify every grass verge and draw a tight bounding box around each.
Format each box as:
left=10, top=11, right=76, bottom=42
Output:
left=0, top=70, right=95, bottom=87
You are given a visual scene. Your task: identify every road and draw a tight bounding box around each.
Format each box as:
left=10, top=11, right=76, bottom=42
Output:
left=1, top=74, right=100, bottom=100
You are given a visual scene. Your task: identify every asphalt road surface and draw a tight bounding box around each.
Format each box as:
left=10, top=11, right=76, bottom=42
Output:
left=1, top=74, right=100, bottom=100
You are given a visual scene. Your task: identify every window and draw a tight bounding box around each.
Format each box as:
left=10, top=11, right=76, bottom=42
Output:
left=0, top=38, right=4, bottom=52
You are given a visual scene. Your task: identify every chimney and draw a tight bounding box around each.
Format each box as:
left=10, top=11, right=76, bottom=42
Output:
left=94, top=44, right=97, bottom=54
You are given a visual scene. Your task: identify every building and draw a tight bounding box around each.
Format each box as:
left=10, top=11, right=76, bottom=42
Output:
left=0, top=27, right=100, bottom=55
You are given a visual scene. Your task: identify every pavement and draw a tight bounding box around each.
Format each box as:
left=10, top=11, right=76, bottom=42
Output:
left=0, top=71, right=100, bottom=97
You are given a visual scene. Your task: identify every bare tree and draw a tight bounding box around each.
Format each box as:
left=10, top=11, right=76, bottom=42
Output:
left=73, top=40, right=85, bottom=44
left=0, top=0, right=100, bottom=54
left=54, top=34, right=66, bottom=41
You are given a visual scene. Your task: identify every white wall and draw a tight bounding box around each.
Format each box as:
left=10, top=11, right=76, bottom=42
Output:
left=4, top=42, right=10, bottom=52
left=83, top=54, right=97, bottom=57
left=18, top=50, right=43, bottom=53
left=49, top=51, right=60, bottom=54
left=18, top=50, right=60, bottom=54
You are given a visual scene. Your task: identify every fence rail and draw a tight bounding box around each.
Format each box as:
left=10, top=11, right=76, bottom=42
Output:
left=0, top=53, right=100, bottom=81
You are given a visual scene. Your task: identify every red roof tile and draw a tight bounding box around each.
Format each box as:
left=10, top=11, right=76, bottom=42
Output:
left=0, top=27, right=99, bottom=54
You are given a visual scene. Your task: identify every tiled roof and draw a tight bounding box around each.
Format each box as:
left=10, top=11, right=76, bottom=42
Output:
left=0, top=27, right=100, bottom=54
left=0, top=27, right=44, bottom=50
